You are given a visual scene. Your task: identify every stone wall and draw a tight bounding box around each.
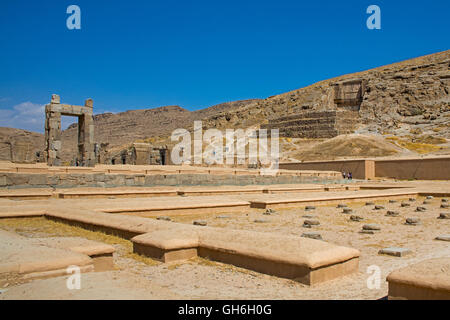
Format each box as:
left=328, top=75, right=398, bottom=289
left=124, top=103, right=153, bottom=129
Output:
left=0, top=172, right=341, bottom=189
left=280, top=160, right=374, bottom=180
left=261, top=110, right=359, bottom=138
left=106, top=143, right=170, bottom=166
left=375, top=157, right=450, bottom=180
left=280, top=156, right=450, bottom=181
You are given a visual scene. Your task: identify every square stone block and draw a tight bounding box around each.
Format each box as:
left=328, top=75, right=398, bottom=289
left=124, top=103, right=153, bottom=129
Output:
left=379, top=247, right=412, bottom=257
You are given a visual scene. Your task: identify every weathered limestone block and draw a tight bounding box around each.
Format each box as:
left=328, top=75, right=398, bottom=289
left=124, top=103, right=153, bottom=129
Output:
left=0, top=175, right=7, bottom=187
left=379, top=247, right=412, bottom=257
left=28, top=175, right=48, bottom=186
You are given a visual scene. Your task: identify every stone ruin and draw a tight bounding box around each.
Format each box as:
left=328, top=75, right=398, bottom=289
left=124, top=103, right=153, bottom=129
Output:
left=8, top=141, right=35, bottom=163
left=261, top=110, right=359, bottom=139
left=333, top=79, right=366, bottom=111
left=104, top=143, right=170, bottom=165
left=260, top=79, right=365, bottom=139
left=44, top=94, right=95, bottom=167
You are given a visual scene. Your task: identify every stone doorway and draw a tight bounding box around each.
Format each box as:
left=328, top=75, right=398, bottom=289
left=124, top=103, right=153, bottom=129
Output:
left=44, top=94, right=95, bottom=167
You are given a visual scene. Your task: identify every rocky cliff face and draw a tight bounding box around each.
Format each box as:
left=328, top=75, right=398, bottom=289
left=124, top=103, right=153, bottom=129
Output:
left=0, top=127, right=44, bottom=162
left=2, top=50, right=449, bottom=163
left=201, top=50, right=450, bottom=138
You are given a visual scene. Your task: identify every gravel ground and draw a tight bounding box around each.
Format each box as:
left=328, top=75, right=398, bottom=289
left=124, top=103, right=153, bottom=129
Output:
left=0, top=196, right=449, bottom=300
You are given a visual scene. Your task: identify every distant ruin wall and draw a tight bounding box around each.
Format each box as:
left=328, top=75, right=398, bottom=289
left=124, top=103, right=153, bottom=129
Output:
left=375, top=157, right=450, bottom=180
left=106, top=143, right=170, bottom=166
left=9, top=141, right=36, bottom=164
left=280, top=157, right=450, bottom=180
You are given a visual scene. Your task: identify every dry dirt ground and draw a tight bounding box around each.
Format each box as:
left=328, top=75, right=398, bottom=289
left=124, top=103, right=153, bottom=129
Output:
left=0, top=187, right=449, bottom=300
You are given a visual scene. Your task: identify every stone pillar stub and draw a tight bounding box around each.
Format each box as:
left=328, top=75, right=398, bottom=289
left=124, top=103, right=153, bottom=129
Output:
left=85, top=98, right=93, bottom=108
left=51, top=94, right=60, bottom=104
left=45, top=94, right=95, bottom=167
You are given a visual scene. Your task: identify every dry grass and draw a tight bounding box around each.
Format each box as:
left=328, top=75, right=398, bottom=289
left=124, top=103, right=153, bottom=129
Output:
left=386, top=136, right=442, bottom=154
left=413, top=135, right=447, bottom=145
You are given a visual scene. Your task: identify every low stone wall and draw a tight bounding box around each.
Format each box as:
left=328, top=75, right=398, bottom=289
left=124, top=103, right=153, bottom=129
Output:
left=0, top=172, right=341, bottom=189
left=280, top=160, right=374, bottom=180
left=280, top=157, right=450, bottom=181
left=375, top=157, right=450, bottom=180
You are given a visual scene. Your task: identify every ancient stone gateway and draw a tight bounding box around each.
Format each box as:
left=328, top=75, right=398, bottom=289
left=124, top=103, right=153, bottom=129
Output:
left=44, top=94, right=95, bottom=167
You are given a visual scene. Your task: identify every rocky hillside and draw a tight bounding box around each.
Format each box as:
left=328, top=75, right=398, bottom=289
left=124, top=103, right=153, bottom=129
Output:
left=198, top=50, right=450, bottom=137
left=1, top=50, right=449, bottom=163
left=59, top=99, right=260, bottom=162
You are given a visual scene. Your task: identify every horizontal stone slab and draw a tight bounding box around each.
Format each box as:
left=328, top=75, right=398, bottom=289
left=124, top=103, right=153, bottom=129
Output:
left=379, top=247, right=412, bottom=257
left=0, top=230, right=94, bottom=281
left=7, top=207, right=360, bottom=286
left=28, top=237, right=115, bottom=271
left=435, top=235, right=450, bottom=242
left=387, top=258, right=450, bottom=300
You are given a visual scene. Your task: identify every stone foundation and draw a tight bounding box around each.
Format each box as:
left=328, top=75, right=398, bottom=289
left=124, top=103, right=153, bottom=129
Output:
left=261, top=110, right=359, bottom=138
left=0, top=172, right=341, bottom=189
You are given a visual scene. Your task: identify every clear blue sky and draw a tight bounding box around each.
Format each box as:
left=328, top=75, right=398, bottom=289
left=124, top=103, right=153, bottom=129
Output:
left=0, top=0, right=449, bottom=132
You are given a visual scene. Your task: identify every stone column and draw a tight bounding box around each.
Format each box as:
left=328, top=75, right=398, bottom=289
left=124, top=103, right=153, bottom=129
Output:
left=82, top=99, right=95, bottom=167
left=45, top=94, right=62, bottom=166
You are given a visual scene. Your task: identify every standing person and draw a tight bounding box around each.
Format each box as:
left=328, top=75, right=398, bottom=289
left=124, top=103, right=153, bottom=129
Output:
left=342, top=171, right=346, bottom=179
left=349, top=172, right=353, bottom=180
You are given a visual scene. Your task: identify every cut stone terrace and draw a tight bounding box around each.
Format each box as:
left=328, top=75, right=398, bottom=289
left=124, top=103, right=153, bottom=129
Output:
left=0, top=180, right=449, bottom=297
left=0, top=163, right=343, bottom=189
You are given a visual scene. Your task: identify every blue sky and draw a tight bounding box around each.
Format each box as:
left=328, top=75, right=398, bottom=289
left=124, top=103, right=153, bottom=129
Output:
left=0, top=0, right=449, bottom=132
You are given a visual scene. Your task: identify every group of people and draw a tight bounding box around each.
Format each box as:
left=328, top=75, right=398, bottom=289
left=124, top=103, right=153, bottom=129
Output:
left=342, top=171, right=353, bottom=180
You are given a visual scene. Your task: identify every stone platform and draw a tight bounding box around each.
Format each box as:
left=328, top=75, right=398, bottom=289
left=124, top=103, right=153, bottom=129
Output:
left=0, top=229, right=115, bottom=285
left=387, top=258, right=450, bottom=300
left=0, top=205, right=360, bottom=285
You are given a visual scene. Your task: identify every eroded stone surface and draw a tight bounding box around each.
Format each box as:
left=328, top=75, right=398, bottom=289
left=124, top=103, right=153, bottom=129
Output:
left=350, top=215, right=364, bottom=222
left=301, top=232, right=323, bottom=240
left=157, top=216, right=171, bottom=221
left=401, top=202, right=411, bottom=207
left=379, top=247, right=412, bottom=257
left=254, top=219, right=269, bottom=223
left=435, top=235, right=450, bottom=242
left=438, top=213, right=450, bottom=219
left=405, top=218, right=421, bottom=225
left=363, top=224, right=381, bottom=231
left=386, top=211, right=400, bottom=217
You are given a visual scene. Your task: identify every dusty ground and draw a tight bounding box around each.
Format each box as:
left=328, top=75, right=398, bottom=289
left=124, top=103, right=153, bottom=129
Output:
left=0, top=190, right=448, bottom=300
